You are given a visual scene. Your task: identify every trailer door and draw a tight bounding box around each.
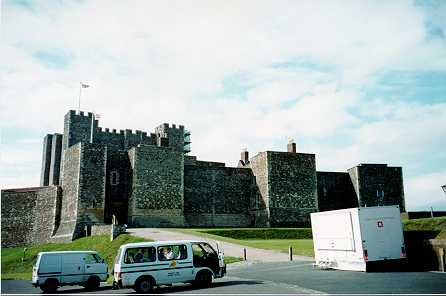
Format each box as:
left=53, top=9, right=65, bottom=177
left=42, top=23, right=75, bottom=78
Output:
left=360, top=208, right=403, bottom=261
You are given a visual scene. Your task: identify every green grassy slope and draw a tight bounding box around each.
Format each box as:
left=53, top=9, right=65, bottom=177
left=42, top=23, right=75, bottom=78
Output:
left=169, top=228, right=315, bottom=257
left=1, top=234, right=242, bottom=280
left=403, top=216, right=446, bottom=232
left=1, top=234, right=150, bottom=280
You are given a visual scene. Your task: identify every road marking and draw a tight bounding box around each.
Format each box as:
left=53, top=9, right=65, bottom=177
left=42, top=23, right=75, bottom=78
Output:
left=224, top=275, right=326, bottom=294
left=232, top=263, right=314, bottom=273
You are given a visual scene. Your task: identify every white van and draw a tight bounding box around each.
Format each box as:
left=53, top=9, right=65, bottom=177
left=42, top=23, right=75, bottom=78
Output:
left=32, top=251, right=108, bottom=292
left=113, top=240, right=226, bottom=293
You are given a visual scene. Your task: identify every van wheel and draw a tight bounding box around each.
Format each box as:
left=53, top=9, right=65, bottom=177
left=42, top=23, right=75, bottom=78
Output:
left=194, top=270, right=212, bottom=287
left=134, top=276, right=154, bottom=293
left=40, top=279, right=58, bottom=293
left=85, top=276, right=100, bottom=290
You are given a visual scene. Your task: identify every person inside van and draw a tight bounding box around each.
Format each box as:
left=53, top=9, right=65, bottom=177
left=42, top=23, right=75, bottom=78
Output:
left=134, top=249, right=145, bottom=263
left=158, top=247, right=165, bottom=260
left=148, top=248, right=156, bottom=261
left=164, top=247, right=174, bottom=260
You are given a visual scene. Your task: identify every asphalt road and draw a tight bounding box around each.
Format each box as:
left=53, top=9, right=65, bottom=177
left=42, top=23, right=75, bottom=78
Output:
left=2, top=261, right=446, bottom=294
left=129, top=228, right=313, bottom=262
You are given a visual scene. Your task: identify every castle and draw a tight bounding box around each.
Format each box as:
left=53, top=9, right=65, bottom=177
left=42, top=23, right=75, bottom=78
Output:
left=1, top=110, right=406, bottom=247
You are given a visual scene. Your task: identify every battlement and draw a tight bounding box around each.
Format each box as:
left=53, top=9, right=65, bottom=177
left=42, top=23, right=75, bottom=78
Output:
left=158, top=123, right=185, bottom=131
left=64, top=110, right=187, bottom=153
left=67, top=110, right=95, bottom=118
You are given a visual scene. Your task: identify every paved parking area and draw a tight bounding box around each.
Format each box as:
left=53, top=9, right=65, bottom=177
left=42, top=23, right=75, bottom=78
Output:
left=3, top=261, right=445, bottom=294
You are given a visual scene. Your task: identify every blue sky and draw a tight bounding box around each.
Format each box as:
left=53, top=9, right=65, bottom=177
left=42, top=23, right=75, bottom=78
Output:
left=1, top=0, right=445, bottom=210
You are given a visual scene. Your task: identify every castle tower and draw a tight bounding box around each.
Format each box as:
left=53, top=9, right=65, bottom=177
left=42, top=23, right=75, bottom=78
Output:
left=40, top=133, right=63, bottom=186
left=63, top=110, right=98, bottom=150
left=249, top=142, right=318, bottom=227
left=154, top=123, right=187, bottom=153
left=348, top=164, right=405, bottom=212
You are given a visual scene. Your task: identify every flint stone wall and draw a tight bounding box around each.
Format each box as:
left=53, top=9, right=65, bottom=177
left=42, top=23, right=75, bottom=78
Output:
left=1, top=186, right=61, bottom=247
left=249, top=152, right=269, bottom=226
left=317, top=171, right=358, bottom=212
left=267, top=151, right=318, bottom=226
left=184, top=164, right=253, bottom=227
left=77, top=143, right=107, bottom=225
left=128, top=145, right=184, bottom=227
left=348, top=164, right=405, bottom=212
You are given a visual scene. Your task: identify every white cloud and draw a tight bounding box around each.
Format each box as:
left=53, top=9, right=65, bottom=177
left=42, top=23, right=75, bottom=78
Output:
left=1, top=1, right=445, bottom=211
left=405, top=172, right=446, bottom=210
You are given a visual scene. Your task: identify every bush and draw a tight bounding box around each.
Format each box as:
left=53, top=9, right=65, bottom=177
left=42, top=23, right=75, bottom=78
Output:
left=202, top=228, right=313, bottom=240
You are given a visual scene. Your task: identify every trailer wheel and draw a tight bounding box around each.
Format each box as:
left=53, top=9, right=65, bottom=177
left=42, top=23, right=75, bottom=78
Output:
left=134, top=276, right=154, bottom=293
left=40, top=278, right=58, bottom=293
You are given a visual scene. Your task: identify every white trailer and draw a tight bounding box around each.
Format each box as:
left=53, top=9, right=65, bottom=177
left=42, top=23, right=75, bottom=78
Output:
left=310, top=206, right=406, bottom=272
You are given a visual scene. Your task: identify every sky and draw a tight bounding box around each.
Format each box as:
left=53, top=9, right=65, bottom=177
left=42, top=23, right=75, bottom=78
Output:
left=1, top=0, right=445, bottom=211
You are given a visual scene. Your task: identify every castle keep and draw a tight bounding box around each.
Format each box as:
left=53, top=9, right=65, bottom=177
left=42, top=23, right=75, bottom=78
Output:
left=1, top=110, right=406, bottom=247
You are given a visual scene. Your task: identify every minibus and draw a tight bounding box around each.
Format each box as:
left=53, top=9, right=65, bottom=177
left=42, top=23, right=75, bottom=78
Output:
left=113, top=240, right=226, bottom=292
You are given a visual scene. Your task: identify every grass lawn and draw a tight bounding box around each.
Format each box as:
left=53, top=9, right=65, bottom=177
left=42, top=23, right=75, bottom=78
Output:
left=1, top=234, right=242, bottom=281
left=169, top=228, right=315, bottom=257
left=237, top=239, right=314, bottom=257
left=403, top=216, right=446, bottom=240
left=1, top=234, right=150, bottom=280
left=403, top=216, right=446, bottom=232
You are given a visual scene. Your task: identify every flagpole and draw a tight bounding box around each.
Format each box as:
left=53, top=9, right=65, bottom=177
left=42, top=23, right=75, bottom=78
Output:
left=90, top=112, right=95, bottom=143
left=78, top=82, right=82, bottom=113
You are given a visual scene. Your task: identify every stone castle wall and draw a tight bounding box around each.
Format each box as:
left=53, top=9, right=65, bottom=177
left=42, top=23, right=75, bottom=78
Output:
left=128, top=145, right=184, bottom=227
left=1, top=109, right=408, bottom=247
left=184, top=163, right=253, bottom=227
left=317, top=171, right=358, bottom=211
left=55, top=143, right=82, bottom=239
left=249, top=152, right=270, bottom=226
left=77, top=143, right=107, bottom=225
left=348, top=164, right=405, bottom=212
left=267, top=151, right=318, bottom=227
left=1, top=186, right=61, bottom=247
left=104, top=150, right=131, bottom=224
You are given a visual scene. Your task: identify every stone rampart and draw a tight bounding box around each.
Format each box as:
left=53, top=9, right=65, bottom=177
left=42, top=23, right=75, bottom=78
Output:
left=317, top=171, right=358, bottom=212
left=1, top=186, right=61, bottom=247
left=267, top=151, right=318, bottom=226
left=184, top=164, right=253, bottom=227
left=348, top=164, right=405, bottom=212
left=128, top=145, right=184, bottom=227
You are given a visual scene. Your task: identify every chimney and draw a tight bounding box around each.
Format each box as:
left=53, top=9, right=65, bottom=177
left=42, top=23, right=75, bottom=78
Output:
left=241, top=148, right=249, bottom=164
left=287, top=140, right=296, bottom=153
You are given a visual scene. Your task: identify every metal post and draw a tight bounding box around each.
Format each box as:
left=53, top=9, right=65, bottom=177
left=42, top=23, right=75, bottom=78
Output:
left=22, top=247, right=27, bottom=262
left=439, top=248, right=444, bottom=272
left=289, top=246, right=293, bottom=261
left=243, top=248, right=247, bottom=261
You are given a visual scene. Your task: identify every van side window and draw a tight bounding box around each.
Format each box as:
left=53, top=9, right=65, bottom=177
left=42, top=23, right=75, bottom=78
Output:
left=125, top=247, right=156, bottom=264
left=157, top=245, right=188, bottom=261
left=84, top=254, right=100, bottom=264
